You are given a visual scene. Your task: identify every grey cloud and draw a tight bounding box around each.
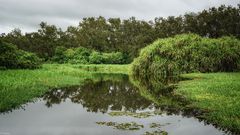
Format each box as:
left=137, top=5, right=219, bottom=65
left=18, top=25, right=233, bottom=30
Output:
left=0, top=0, right=239, bottom=33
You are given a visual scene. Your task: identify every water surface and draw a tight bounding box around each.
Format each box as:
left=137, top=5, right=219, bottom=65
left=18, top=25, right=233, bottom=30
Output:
left=0, top=74, right=228, bottom=135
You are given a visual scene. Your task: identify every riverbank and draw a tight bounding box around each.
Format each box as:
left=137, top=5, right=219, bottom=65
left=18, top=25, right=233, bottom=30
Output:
left=0, top=64, right=129, bottom=112
left=1, top=64, right=240, bottom=133
left=177, top=73, right=240, bottom=133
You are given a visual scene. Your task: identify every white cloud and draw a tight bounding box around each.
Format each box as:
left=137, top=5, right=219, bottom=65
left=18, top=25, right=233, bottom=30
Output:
left=0, top=0, right=239, bottom=33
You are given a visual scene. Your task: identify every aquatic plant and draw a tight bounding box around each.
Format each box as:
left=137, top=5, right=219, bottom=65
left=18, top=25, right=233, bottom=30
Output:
left=96, top=121, right=144, bottom=130
left=149, top=122, right=170, bottom=129
left=108, top=111, right=153, bottom=118
left=144, top=130, right=168, bottom=135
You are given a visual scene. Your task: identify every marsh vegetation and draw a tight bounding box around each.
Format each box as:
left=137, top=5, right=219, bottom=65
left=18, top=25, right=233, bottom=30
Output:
left=0, top=4, right=240, bottom=135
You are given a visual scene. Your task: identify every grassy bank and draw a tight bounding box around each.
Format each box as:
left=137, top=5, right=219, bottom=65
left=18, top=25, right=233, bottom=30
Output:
left=0, top=64, right=129, bottom=112
left=71, top=64, right=130, bottom=74
left=177, top=73, right=240, bottom=132
left=1, top=63, right=240, bottom=133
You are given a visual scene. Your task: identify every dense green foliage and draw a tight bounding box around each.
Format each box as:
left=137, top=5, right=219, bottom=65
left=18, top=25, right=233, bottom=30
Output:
left=52, top=46, right=126, bottom=64
left=90, top=52, right=126, bottom=64
left=0, top=5, right=239, bottom=61
left=177, top=73, right=240, bottom=133
left=0, top=40, right=42, bottom=69
left=131, top=34, right=240, bottom=80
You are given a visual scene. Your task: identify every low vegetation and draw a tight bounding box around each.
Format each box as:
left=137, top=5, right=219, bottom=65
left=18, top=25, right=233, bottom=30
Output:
left=74, top=64, right=129, bottom=74
left=177, top=73, right=240, bottom=133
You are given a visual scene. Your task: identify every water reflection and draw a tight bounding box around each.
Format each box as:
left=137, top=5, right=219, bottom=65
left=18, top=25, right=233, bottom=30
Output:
left=0, top=73, right=229, bottom=135
left=42, top=74, right=212, bottom=118
left=41, top=73, right=231, bottom=134
left=43, top=74, right=154, bottom=113
left=129, top=74, right=213, bottom=118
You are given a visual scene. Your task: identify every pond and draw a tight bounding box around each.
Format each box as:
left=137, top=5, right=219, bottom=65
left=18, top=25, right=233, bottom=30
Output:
left=0, top=74, right=229, bottom=135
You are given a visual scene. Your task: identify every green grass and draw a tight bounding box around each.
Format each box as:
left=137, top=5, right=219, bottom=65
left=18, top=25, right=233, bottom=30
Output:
left=177, top=73, right=240, bottom=132
left=0, top=64, right=130, bottom=112
left=70, top=64, right=130, bottom=74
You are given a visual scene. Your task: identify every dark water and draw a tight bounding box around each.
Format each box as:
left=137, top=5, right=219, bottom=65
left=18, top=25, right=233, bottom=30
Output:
left=0, top=74, right=228, bottom=135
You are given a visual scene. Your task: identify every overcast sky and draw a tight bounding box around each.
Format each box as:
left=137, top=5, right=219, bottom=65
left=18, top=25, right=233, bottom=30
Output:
left=0, top=0, right=239, bottom=33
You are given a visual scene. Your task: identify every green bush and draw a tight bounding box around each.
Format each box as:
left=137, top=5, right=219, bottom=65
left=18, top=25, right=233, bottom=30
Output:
left=102, top=52, right=126, bottom=64
left=0, top=41, right=42, bottom=69
left=131, top=34, right=240, bottom=81
left=17, top=50, right=42, bottom=69
left=69, top=47, right=91, bottom=64
left=52, top=46, right=67, bottom=64
left=89, top=51, right=104, bottom=64
left=52, top=46, right=127, bottom=64
left=52, top=47, right=92, bottom=64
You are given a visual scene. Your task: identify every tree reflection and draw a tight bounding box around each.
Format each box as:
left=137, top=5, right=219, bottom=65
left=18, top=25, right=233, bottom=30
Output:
left=43, top=74, right=154, bottom=113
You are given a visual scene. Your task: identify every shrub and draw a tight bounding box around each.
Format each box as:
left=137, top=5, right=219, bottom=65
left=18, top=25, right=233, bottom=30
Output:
left=52, top=46, right=67, bottom=64
left=17, top=50, right=42, bottom=69
left=52, top=46, right=127, bottom=64
left=131, top=34, right=240, bottom=81
left=102, top=52, right=126, bottom=64
left=52, top=47, right=92, bottom=64
left=0, top=41, right=42, bottom=69
left=69, top=47, right=91, bottom=64
left=89, top=51, right=104, bottom=64
left=0, top=41, right=18, bottom=68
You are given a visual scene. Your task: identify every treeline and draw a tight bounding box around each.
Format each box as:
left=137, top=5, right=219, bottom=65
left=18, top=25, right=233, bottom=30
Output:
left=0, top=5, right=240, bottom=62
left=0, top=40, right=42, bottom=69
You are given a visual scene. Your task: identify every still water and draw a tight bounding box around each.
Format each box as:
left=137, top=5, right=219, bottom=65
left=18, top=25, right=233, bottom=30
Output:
left=0, top=74, right=228, bottom=135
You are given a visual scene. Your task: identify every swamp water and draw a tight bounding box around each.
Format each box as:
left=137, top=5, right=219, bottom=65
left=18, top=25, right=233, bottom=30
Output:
left=0, top=74, right=228, bottom=135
